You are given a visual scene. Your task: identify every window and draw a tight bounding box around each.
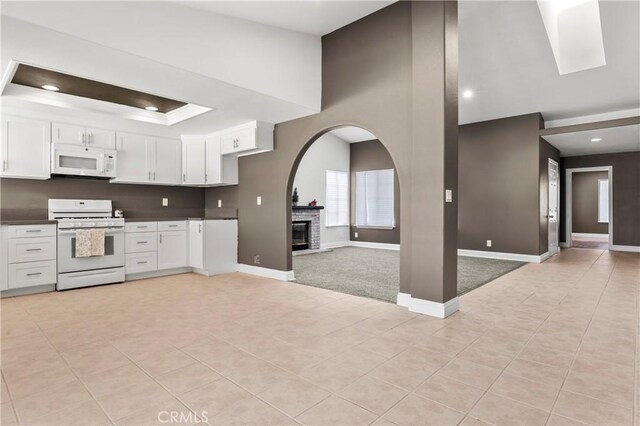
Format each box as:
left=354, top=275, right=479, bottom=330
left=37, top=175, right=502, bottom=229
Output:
left=356, top=169, right=395, bottom=228
left=325, top=170, right=349, bottom=227
left=598, top=179, right=609, bottom=223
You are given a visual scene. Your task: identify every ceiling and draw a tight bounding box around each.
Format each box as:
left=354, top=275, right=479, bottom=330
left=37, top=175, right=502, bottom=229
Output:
left=543, top=124, right=640, bottom=157
left=330, top=127, right=377, bottom=143
left=458, top=0, right=640, bottom=124
left=177, top=1, right=394, bottom=36
left=11, top=64, right=187, bottom=114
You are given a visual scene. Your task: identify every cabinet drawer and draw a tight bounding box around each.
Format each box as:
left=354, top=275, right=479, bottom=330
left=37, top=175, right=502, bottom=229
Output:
left=8, top=224, right=56, bottom=238
left=125, top=232, right=158, bottom=253
left=126, top=252, right=158, bottom=274
left=125, top=222, right=158, bottom=233
left=8, top=260, right=57, bottom=289
left=221, top=127, right=256, bottom=154
left=157, top=221, right=187, bottom=232
left=8, top=237, right=57, bottom=263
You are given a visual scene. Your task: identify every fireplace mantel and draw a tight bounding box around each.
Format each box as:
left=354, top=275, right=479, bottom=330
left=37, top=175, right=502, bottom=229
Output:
left=292, top=205, right=324, bottom=210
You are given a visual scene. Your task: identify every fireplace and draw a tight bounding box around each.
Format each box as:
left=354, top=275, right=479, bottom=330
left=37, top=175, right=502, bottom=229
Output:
left=292, top=220, right=311, bottom=251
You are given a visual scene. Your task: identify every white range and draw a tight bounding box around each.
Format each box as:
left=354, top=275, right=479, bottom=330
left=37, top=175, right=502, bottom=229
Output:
left=48, top=199, right=125, bottom=290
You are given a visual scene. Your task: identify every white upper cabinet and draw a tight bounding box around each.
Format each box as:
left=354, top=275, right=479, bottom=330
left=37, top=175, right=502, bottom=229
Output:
left=205, top=135, right=238, bottom=186
left=114, top=133, right=182, bottom=185
left=152, top=137, right=182, bottom=185
left=114, top=132, right=151, bottom=183
left=52, top=122, right=116, bottom=149
left=181, top=136, right=206, bottom=185
left=1, top=116, right=51, bottom=180
left=86, top=127, right=117, bottom=149
left=220, top=121, right=274, bottom=156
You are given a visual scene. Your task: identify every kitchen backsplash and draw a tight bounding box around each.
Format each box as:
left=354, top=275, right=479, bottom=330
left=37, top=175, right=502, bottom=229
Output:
left=0, top=177, right=206, bottom=220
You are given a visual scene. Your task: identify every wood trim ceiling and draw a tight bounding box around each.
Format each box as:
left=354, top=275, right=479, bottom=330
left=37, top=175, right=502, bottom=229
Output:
left=11, top=64, right=187, bottom=113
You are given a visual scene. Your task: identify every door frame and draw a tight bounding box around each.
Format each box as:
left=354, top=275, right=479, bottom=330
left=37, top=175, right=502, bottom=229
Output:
left=565, top=166, right=613, bottom=248
left=548, top=159, right=560, bottom=256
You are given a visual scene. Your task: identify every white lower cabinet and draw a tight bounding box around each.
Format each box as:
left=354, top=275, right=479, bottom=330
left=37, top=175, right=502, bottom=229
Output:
left=8, top=261, right=57, bottom=289
left=2, top=224, right=57, bottom=292
left=125, top=252, right=158, bottom=274
left=158, top=230, right=188, bottom=270
left=188, top=219, right=237, bottom=276
left=125, top=221, right=187, bottom=275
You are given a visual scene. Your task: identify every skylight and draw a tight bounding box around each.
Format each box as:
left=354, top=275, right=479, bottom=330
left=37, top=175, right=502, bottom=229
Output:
left=537, top=0, right=606, bottom=75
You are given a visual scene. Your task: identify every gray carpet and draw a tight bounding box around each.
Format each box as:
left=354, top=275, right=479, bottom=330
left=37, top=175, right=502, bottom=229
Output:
left=293, top=246, right=524, bottom=303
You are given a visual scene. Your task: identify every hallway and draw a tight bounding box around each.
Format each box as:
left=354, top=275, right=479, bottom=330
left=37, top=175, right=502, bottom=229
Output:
left=1, top=248, right=638, bottom=425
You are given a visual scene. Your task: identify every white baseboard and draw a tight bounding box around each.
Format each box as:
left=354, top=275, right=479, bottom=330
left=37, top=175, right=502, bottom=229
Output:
left=349, top=241, right=400, bottom=251
left=539, top=251, right=550, bottom=262
left=320, top=241, right=350, bottom=250
left=126, top=267, right=193, bottom=282
left=237, top=264, right=295, bottom=281
left=572, top=233, right=609, bottom=240
left=610, top=245, right=640, bottom=253
left=396, top=293, right=459, bottom=318
left=397, top=292, right=411, bottom=308
left=457, top=249, right=546, bottom=263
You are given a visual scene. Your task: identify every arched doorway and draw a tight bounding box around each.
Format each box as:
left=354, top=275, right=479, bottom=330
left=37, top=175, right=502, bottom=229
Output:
left=285, top=125, right=401, bottom=303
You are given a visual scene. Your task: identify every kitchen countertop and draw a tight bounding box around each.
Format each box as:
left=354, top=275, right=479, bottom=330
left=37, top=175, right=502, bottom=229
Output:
left=124, top=217, right=237, bottom=222
left=0, top=219, right=58, bottom=225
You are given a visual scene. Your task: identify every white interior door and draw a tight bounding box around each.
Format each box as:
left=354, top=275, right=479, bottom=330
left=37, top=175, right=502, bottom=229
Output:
left=548, top=159, right=560, bottom=255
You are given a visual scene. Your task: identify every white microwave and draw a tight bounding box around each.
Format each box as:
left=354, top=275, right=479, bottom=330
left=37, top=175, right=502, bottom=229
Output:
left=51, top=143, right=117, bottom=178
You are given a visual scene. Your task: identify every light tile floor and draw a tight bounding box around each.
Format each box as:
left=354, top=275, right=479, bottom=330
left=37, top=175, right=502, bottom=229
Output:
left=1, top=248, right=638, bottom=425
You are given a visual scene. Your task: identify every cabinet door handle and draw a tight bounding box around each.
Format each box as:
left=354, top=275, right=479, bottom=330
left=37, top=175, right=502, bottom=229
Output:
left=137, top=261, right=148, bottom=264
left=148, top=171, right=151, bottom=181
left=183, top=173, right=186, bottom=182
left=198, top=224, right=202, bottom=233
left=2, top=160, right=7, bottom=171
left=159, top=234, right=163, bottom=243
left=168, top=224, right=178, bottom=227
left=82, top=133, right=86, bottom=145
left=25, top=229, right=42, bottom=233
left=26, top=248, right=42, bottom=252
left=136, top=241, right=148, bottom=244
left=26, top=272, right=42, bottom=276
left=137, top=225, right=148, bottom=229
left=153, top=172, right=156, bottom=181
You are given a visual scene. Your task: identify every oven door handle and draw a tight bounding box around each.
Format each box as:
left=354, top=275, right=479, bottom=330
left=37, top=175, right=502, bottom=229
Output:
left=58, top=228, right=124, bottom=236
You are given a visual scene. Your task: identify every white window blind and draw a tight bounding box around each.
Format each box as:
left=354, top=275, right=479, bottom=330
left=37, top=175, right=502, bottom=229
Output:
left=598, top=179, right=609, bottom=223
left=325, top=170, right=349, bottom=227
left=356, top=169, right=395, bottom=228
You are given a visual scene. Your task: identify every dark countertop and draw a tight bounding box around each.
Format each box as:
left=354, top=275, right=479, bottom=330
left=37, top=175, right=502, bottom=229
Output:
left=0, top=219, right=58, bottom=225
left=124, top=217, right=237, bottom=222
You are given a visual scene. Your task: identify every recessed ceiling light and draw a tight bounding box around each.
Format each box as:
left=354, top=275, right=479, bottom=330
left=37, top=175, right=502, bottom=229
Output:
left=462, top=89, right=474, bottom=99
left=41, top=84, right=59, bottom=91
left=145, top=106, right=159, bottom=112
left=591, top=138, right=602, bottom=142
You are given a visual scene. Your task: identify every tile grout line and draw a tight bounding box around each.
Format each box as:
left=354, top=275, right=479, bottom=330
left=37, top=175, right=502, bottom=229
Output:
left=544, top=249, right=617, bottom=425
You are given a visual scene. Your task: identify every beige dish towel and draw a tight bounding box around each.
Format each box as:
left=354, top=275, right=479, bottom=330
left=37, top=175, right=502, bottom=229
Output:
left=75, top=229, right=106, bottom=257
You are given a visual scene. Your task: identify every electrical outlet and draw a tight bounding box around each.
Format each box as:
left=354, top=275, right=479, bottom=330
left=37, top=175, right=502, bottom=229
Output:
left=162, top=198, right=168, bottom=207
left=254, top=255, right=261, bottom=265
left=217, top=199, right=222, bottom=208
left=257, top=196, right=262, bottom=206
left=445, top=189, right=453, bottom=203
left=486, top=240, right=492, bottom=247
left=354, top=232, right=358, bottom=239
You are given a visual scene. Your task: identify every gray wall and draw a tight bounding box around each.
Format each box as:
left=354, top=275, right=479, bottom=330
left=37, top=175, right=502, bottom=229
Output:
left=350, top=140, right=400, bottom=244
left=0, top=177, right=205, bottom=220
left=539, top=139, right=561, bottom=254
left=572, top=171, right=609, bottom=235
left=561, top=152, right=639, bottom=246
left=459, top=113, right=543, bottom=256
left=210, top=2, right=459, bottom=303
left=204, top=185, right=240, bottom=219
